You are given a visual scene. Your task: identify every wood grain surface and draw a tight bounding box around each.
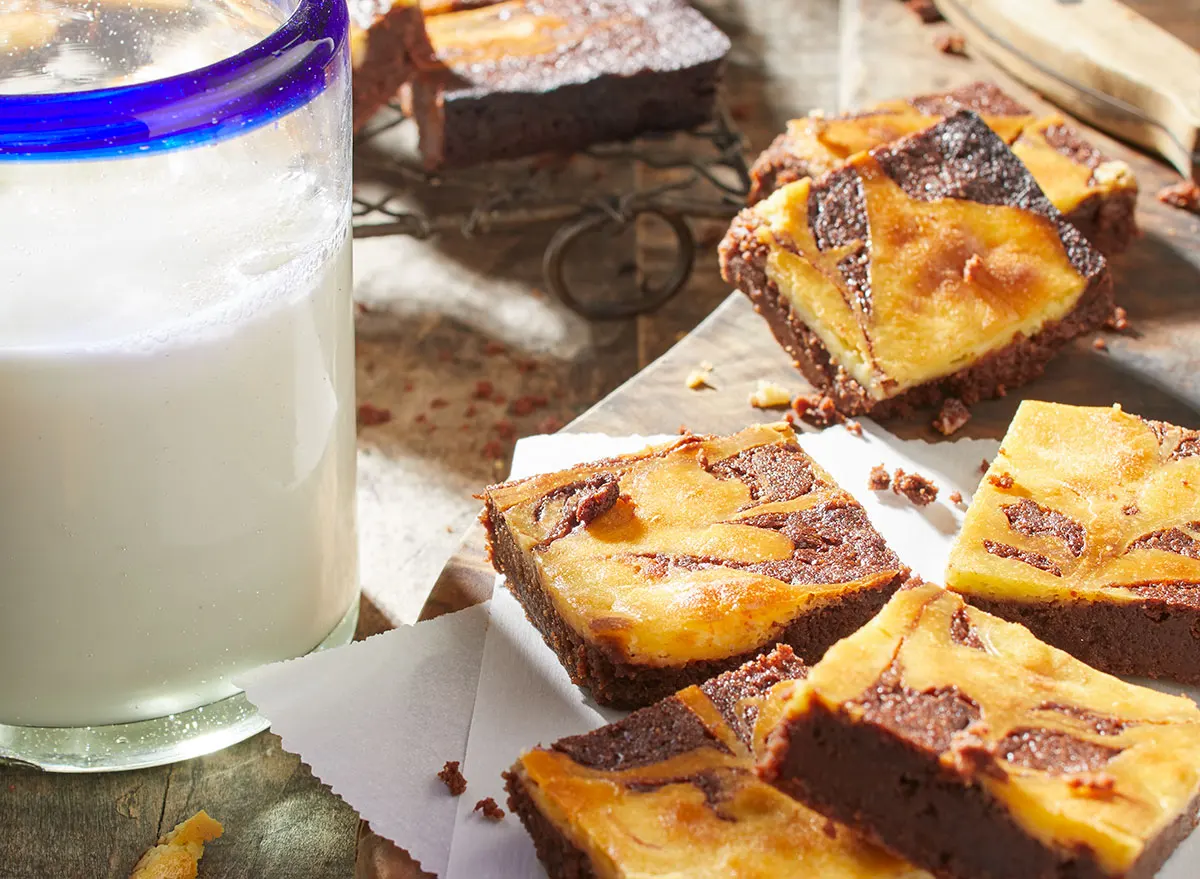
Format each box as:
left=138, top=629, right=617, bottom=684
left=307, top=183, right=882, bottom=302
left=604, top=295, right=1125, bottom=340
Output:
left=2, top=1, right=1197, bottom=877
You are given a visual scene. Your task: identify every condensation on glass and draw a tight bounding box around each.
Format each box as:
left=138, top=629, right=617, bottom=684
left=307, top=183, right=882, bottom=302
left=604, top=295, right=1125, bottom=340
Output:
left=0, top=0, right=358, bottom=771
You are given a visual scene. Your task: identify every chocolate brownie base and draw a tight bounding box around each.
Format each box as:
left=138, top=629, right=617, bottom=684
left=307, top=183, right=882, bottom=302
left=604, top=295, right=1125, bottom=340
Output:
left=966, top=595, right=1200, bottom=685
left=722, top=112, right=1114, bottom=418
left=414, top=64, right=723, bottom=170
left=410, top=0, right=730, bottom=170
left=758, top=698, right=1199, bottom=879
left=504, top=768, right=598, bottom=879
left=483, top=496, right=901, bottom=709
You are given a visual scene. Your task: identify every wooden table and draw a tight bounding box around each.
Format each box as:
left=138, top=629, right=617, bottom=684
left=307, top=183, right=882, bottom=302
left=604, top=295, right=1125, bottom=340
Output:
left=3, top=1, right=1197, bottom=876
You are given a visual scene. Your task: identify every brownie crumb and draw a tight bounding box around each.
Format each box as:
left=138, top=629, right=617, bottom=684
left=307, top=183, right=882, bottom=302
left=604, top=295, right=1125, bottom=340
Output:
left=980, top=459, right=991, bottom=475
left=988, top=473, right=1015, bottom=490
left=936, top=33, right=967, bottom=55
left=1157, top=180, right=1200, bottom=214
left=821, top=818, right=838, bottom=839
left=473, top=797, right=505, bottom=821
left=893, top=469, right=938, bottom=506
left=792, top=393, right=844, bottom=428
left=949, top=490, right=964, bottom=505
left=844, top=419, right=863, bottom=437
left=686, top=362, right=714, bottom=390
left=1123, top=504, right=1139, bottom=516
left=748, top=379, right=793, bottom=409
left=1093, top=336, right=1108, bottom=352
left=868, top=465, right=892, bottom=491
left=357, top=403, right=393, bottom=428
left=904, top=0, right=943, bottom=23
left=473, top=380, right=494, bottom=400
left=438, top=761, right=467, bottom=796
left=1105, top=306, right=1131, bottom=333
left=932, top=398, right=971, bottom=436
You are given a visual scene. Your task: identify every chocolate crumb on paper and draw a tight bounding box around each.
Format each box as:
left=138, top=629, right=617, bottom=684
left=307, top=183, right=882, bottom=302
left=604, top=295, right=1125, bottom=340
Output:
left=792, top=393, right=843, bottom=428
left=868, top=465, right=891, bottom=491
left=474, top=797, right=505, bottom=821
left=1093, top=336, right=1108, bottom=352
left=932, top=398, right=971, bottom=436
left=904, top=0, right=942, bottom=23
left=949, top=491, right=964, bottom=506
left=936, top=33, right=966, bottom=55
left=438, top=760, right=467, bottom=796
left=893, top=468, right=938, bottom=506
left=844, top=419, right=863, bottom=437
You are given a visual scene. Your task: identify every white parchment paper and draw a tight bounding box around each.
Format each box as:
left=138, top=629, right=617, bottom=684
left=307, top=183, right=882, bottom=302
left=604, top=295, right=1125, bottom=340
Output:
left=240, top=423, right=1200, bottom=878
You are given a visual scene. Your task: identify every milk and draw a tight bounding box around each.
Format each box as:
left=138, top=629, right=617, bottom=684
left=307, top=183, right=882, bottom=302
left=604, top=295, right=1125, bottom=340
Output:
left=0, top=0, right=358, bottom=728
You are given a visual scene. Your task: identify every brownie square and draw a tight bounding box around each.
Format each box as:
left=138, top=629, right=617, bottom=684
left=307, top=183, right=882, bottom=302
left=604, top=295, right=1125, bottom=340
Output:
left=349, top=0, right=433, bottom=131
left=720, top=110, right=1114, bottom=418
left=407, top=0, right=730, bottom=169
left=505, top=646, right=931, bottom=879
left=748, top=82, right=1138, bottom=255
left=756, top=584, right=1200, bottom=879
left=481, top=423, right=907, bottom=708
left=947, top=400, right=1200, bottom=684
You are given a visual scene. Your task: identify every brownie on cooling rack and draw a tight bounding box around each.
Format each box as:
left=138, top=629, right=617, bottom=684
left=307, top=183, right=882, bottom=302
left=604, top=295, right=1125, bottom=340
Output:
left=481, top=423, right=907, bottom=709
left=755, top=584, right=1200, bottom=879
left=505, top=646, right=931, bottom=879
left=748, top=82, right=1137, bottom=254
left=947, top=400, right=1200, bottom=683
left=349, top=0, right=433, bottom=131
left=407, top=0, right=731, bottom=169
left=721, top=110, right=1113, bottom=418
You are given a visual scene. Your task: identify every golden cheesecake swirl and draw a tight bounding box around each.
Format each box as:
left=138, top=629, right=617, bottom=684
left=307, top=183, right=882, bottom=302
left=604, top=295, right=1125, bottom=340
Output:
left=485, top=423, right=903, bottom=665
left=947, top=401, right=1200, bottom=605
left=758, top=585, right=1200, bottom=876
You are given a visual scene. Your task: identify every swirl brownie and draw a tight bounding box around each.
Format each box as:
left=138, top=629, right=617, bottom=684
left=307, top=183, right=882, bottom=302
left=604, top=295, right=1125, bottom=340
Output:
left=349, top=0, right=432, bottom=130
left=720, top=110, right=1114, bottom=418
left=504, top=646, right=932, bottom=879
left=407, top=0, right=730, bottom=169
left=748, top=82, right=1138, bottom=255
left=755, top=585, right=1200, bottom=879
left=946, top=401, right=1200, bottom=684
left=481, top=423, right=907, bottom=708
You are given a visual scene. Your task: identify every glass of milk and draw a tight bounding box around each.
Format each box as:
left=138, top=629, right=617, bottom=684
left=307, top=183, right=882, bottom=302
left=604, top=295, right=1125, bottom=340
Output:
left=0, top=0, right=358, bottom=770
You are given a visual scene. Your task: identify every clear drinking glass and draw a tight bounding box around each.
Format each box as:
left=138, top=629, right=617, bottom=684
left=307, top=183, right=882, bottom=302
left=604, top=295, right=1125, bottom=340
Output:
left=0, top=0, right=358, bottom=771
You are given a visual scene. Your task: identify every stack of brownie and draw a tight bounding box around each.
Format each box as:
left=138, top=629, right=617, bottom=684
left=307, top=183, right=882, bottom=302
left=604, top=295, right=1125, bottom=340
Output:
left=480, top=405, right=1200, bottom=877
left=350, top=0, right=731, bottom=167
left=720, top=82, right=1139, bottom=423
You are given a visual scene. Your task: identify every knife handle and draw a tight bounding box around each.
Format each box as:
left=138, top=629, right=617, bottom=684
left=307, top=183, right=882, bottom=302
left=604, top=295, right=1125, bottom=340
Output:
left=937, top=0, right=1200, bottom=179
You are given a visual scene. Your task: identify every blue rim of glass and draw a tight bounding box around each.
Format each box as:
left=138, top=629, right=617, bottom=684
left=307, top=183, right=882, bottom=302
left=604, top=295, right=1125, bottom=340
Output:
left=0, top=0, right=348, bottom=160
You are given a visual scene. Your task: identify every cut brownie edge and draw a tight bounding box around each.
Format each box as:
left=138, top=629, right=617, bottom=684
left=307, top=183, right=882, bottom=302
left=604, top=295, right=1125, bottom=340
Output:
left=759, top=699, right=1114, bottom=879
left=720, top=206, right=1115, bottom=418
left=504, top=768, right=599, bottom=879
left=963, top=595, right=1200, bottom=685
left=484, top=494, right=903, bottom=708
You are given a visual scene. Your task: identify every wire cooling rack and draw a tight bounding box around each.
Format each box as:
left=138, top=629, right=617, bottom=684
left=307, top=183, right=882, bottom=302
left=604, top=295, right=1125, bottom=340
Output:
left=351, top=105, right=752, bottom=321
